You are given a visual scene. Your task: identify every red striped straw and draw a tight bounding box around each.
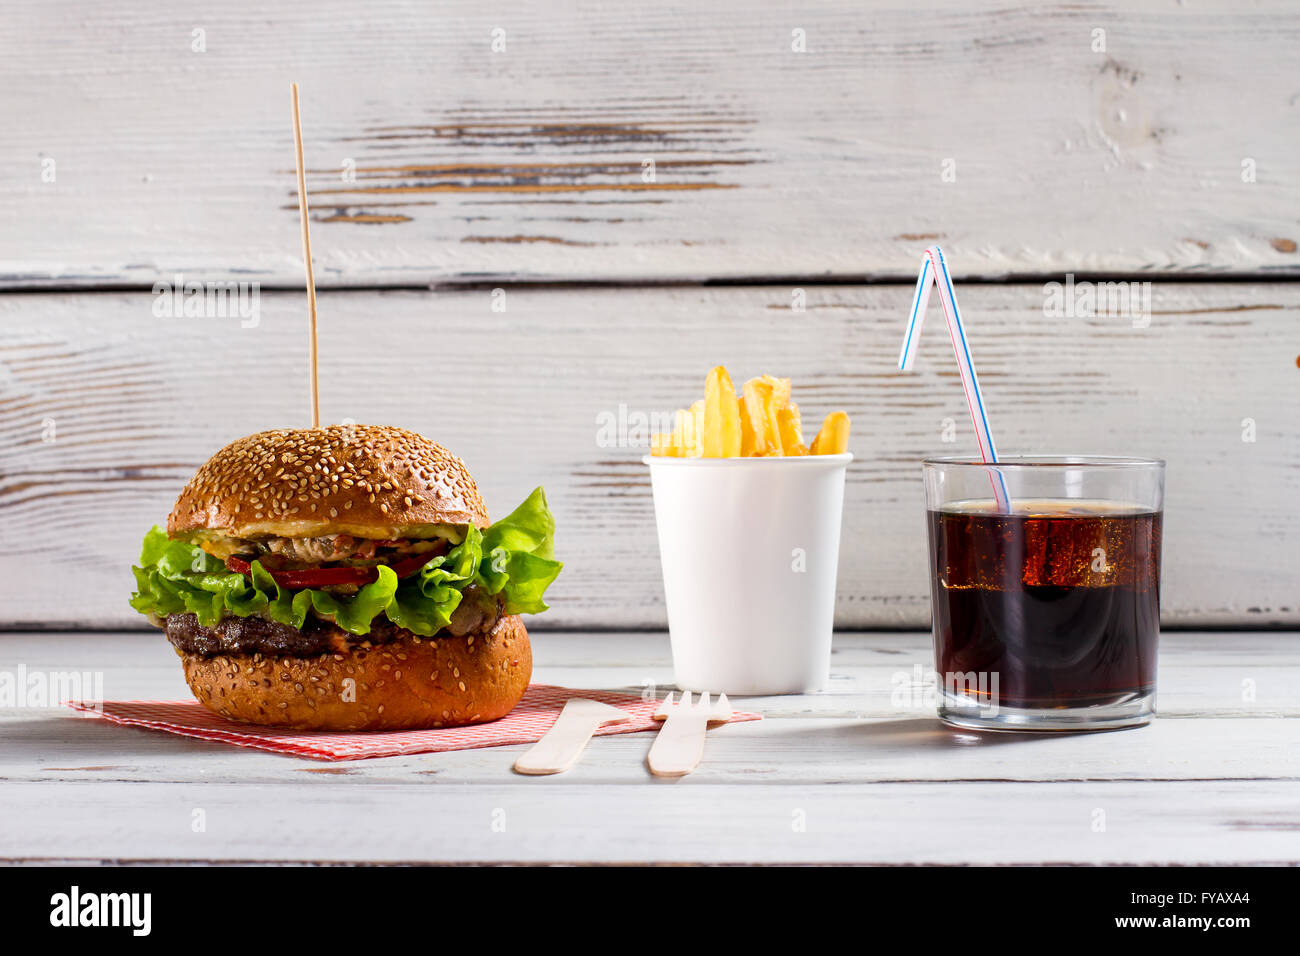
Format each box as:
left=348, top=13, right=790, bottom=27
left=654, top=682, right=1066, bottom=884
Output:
left=898, top=246, right=1011, bottom=511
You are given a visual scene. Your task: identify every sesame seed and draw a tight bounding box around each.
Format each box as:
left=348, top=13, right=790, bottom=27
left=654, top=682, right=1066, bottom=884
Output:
left=167, top=424, right=487, bottom=536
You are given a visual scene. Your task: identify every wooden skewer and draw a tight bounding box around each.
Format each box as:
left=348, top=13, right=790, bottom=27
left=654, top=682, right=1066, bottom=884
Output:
left=289, top=82, right=320, bottom=429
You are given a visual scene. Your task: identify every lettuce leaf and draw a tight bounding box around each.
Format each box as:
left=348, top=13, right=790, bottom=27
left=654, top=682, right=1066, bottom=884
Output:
left=129, top=486, right=562, bottom=636
left=481, top=486, right=556, bottom=560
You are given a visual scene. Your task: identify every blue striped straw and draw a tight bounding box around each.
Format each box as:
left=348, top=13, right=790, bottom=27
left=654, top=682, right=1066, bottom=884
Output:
left=898, top=246, right=1011, bottom=511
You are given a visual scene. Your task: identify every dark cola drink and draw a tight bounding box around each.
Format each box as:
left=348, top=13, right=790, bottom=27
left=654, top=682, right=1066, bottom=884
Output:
left=928, top=501, right=1161, bottom=713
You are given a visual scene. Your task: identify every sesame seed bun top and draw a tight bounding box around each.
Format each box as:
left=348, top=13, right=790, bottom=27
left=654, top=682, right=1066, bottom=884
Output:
left=166, top=425, right=489, bottom=540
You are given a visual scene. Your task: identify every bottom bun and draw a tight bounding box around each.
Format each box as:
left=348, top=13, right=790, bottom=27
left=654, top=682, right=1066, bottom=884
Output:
left=180, top=614, right=532, bottom=730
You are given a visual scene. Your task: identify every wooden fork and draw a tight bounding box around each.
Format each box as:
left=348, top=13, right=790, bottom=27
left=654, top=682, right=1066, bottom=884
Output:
left=647, top=691, right=733, bottom=777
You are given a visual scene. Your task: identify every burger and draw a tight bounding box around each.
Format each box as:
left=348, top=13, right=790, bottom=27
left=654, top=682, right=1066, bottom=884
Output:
left=128, top=424, right=561, bottom=730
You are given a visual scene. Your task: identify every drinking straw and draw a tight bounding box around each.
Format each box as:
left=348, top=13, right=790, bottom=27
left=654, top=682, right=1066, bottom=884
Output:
left=898, top=253, right=932, bottom=370
left=899, top=246, right=1011, bottom=511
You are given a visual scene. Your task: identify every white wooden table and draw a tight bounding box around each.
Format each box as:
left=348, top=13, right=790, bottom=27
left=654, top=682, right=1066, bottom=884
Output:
left=2, top=630, right=1296, bottom=865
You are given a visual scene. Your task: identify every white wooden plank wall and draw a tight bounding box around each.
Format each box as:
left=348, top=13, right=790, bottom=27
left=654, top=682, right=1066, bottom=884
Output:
left=0, top=1, right=1296, bottom=630
left=1, top=285, right=1296, bottom=629
left=0, top=1, right=1297, bottom=284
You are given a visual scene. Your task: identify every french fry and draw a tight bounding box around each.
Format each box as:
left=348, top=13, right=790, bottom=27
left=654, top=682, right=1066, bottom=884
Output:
left=650, top=432, right=679, bottom=457
left=742, top=378, right=782, bottom=456
left=741, top=380, right=765, bottom=454
left=810, top=411, right=851, bottom=455
left=760, top=374, right=792, bottom=409
left=687, top=399, right=705, bottom=457
left=673, top=407, right=692, bottom=457
left=777, top=402, right=806, bottom=455
left=655, top=369, right=848, bottom=460
left=739, top=398, right=758, bottom=456
left=703, top=366, right=742, bottom=458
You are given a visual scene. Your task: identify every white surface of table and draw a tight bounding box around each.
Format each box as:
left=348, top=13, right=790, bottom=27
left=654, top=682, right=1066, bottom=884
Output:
left=1, top=630, right=1296, bottom=865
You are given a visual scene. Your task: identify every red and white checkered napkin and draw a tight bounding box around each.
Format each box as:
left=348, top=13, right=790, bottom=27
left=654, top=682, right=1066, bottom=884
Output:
left=66, top=685, right=761, bottom=761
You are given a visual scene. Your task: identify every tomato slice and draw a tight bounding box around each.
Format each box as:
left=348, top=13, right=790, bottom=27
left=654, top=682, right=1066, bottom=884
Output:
left=266, top=566, right=381, bottom=589
left=224, top=552, right=437, bottom=588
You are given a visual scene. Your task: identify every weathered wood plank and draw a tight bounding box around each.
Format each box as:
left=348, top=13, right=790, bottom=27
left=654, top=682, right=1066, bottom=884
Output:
left=6, top=632, right=1296, bottom=726
left=11, top=711, right=1299, bottom=785
left=1, top=284, right=1296, bottom=628
left=1, top=631, right=1297, bottom=863
left=1, top=1, right=1298, bottom=285
left=5, top=779, right=1299, bottom=864
left=3, top=633, right=1297, bottom=784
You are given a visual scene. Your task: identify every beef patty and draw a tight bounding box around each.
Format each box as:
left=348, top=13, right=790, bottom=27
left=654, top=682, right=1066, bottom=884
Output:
left=165, top=587, right=501, bottom=658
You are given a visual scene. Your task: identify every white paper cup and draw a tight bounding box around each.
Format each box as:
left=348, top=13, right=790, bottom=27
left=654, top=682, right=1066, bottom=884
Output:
left=644, top=453, right=851, bottom=696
